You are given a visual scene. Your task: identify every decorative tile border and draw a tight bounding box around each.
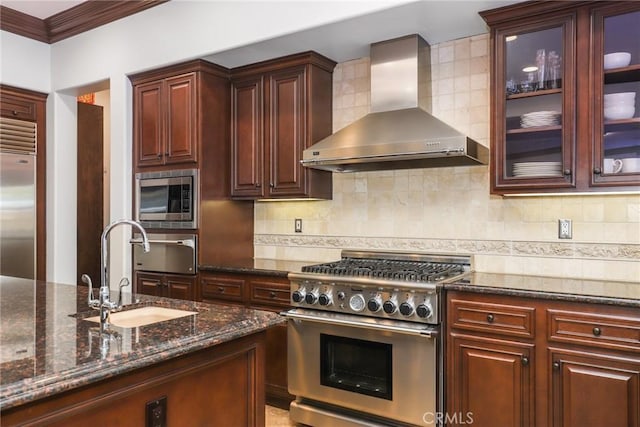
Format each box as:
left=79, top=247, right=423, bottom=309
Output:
left=254, top=234, right=640, bottom=261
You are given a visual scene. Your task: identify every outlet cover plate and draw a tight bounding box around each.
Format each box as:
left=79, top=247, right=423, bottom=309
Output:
left=558, top=219, right=572, bottom=239
left=295, top=218, right=302, bottom=233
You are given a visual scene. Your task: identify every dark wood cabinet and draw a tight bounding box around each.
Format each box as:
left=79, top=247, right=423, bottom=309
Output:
left=446, top=290, right=640, bottom=427
left=0, top=84, right=47, bottom=281
left=2, top=332, right=267, bottom=427
left=230, top=52, right=335, bottom=200
left=199, top=271, right=293, bottom=409
left=449, top=334, right=534, bottom=427
left=135, top=272, right=196, bottom=301
left=130, top=60, right=231, bottom=180
left=481, top=1, right=640, bottom=194
left=550, top=349, right=640, bottom=427
left=447, top=294, right=536, bottom=426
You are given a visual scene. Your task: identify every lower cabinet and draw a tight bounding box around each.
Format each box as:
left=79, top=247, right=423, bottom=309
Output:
left=135, top=272, right=197, bottom=301
left=550, top=349, right=640, bottom=427
left=200, top=271, right=293, bottom=409
left=448, top=334, right=534, bottom=427
left=446, top=291, right=640, bottom=427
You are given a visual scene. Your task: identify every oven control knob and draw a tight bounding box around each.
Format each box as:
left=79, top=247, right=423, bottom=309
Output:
left=292, top=289, right=306, bottom=303
left=367, top=297, right=382, bottom=312
left=318, top=293, right=332, bottom=306
left=337, top=291, right=346, bottom=300
left=349, top=294, right=366, bottom=312
left=305, top=291, right=319, bottom=305
left=399, top=301, right=415, bottom=316
left=416, top=303, right=433, bottom=319
left=383, top=300, right=397, bottom=314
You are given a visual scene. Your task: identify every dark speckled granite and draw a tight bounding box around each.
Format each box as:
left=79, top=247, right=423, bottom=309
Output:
left=446, top=272, right=640, bottom=307
left=0, top=275, right=284, bottom=411
left=198, top=258, right=313, bottom=277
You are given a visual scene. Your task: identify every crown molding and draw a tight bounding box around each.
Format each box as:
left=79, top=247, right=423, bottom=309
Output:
left=1, top=0, right=167, bottom=44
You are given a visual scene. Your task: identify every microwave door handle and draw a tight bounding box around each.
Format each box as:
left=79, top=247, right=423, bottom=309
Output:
left=130, top=238, right=195, bottom=248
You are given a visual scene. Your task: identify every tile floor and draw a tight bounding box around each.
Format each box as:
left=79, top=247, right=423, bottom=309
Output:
left=266, top=405, right=296, bottom=426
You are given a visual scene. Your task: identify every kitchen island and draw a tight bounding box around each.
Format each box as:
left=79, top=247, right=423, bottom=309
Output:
left=0, top=275, right=284, bottom=426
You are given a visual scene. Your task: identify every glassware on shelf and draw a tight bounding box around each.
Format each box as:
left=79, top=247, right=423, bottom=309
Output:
left=536, top=49, right=546, bottom=90
left=547, top=51, right=561, bottom=89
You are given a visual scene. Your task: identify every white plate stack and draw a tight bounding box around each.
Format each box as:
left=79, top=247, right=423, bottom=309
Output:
left=520, top=111, right=561, bottom=128
left=513, top=161, right=562, bottom=177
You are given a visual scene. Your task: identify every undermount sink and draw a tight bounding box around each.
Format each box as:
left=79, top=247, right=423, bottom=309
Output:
left=84, top=306, right=198, bottom=328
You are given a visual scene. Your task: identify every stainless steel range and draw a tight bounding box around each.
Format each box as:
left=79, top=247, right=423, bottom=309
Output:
left=283, top=250, right=471, bottom=427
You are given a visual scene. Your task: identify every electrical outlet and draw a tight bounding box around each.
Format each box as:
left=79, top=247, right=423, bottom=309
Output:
left=295, top=218, right=302, bottom=233
left=146, top=396, right=167, bottom=427
left=558, top=219, right=572, bottom=239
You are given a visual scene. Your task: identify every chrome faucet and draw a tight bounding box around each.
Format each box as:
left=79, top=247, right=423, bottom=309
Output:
left=82, top=219, right=150, bottom=327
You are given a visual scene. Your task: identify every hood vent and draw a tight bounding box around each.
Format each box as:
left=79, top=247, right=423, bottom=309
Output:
left=302, top=34, right=488, bottom=172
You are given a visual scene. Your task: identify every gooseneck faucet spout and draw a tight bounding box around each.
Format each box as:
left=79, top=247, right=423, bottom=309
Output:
left=84, top=219, right=150, bottom=328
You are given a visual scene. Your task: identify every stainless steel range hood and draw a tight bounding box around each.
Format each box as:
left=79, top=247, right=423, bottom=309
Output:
left=302, top=34, right=488, bottom=172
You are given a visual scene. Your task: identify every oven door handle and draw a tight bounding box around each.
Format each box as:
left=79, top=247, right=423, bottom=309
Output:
left=130, top=238, right=195, bottom=248
left=281, top=309, right=439, bottom=339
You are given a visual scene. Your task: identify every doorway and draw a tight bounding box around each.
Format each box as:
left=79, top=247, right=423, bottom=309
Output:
left=76, top=100, right=104, bottom=285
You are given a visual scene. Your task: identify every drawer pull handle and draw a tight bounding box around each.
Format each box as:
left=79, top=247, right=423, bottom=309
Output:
left=269, top=291, right=277, bottom=298
left=553, top=361, right=561, bottom=370
left=593, top=327, right=601, bottom=337
left=487, top=314, right=494, bottom=323
left=217, top=287, right=225, bottom=293
left=521, top=356, right=529, bottom=366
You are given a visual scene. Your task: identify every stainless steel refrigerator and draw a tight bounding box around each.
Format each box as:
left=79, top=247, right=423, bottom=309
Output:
left=1, top=118, right=37, bottom=279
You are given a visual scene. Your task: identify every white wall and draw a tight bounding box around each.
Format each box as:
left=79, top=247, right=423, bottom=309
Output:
left=1, top=1, right=410, bottom=286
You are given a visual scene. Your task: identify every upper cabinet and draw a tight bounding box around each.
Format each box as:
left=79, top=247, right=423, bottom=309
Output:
left=130, top=60, right=231, bottom=183
left=481, top=1, right=640, bottom=194
left=230, top=52, right=335, bottom=200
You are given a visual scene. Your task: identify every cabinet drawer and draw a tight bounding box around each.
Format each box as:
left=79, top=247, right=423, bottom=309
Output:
left=201, top=277, right=244, bottom=302
left=1, top=94, right=38, bottom=121
left=450, top=298, right=536, bottom=338
left=249, top=280, right=290, bottom=308
left=548, top=309, right=640, bottom=353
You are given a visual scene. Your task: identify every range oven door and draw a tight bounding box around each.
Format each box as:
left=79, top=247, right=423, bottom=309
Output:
left=284, top=308, right=438, bottom=426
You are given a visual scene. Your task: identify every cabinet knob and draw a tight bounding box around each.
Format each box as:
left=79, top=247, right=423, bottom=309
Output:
left=269, top=291, right=277, bottom=298
left=217, top=286, right=225, bottom=293
left=255, top=183, right=261, bottom=188
left=593, top=327, right=601, bottom=337
left=12, top=110, right=18, bottom=116
left=269, top=183, right=275, bottom=188
left=553, top=361, right=561, bottom=370
left=563, top=169, right=572, bottom=176
left=593, top=167, right=602, bottom=175
left=521, top=356, right=529, bottom=366
left=487, top=313, right=495, bottom=323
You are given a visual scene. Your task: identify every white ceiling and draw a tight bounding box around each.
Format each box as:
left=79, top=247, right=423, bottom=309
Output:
left=1, top=0, right=87, bottom=19
left=203, top=0, right=521, bottom=68
left=0, top=0, right=523, bottom=67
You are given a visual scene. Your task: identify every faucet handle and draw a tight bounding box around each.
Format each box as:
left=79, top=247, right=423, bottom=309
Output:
left=116, top=277, right=130, bottom=309
left=82, top=274, right=99, bottom=308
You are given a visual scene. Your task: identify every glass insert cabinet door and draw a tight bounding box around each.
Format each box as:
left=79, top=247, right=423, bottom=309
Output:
left=495, top=16, right=575, bottom=189
left=592, top=7, right=640, bottom=186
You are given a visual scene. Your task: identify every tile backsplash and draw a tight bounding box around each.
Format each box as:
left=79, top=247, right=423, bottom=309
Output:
left=254, top=33, right=640, bottom=283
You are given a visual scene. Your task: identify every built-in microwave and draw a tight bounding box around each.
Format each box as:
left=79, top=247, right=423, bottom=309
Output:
left=135, top=169, right=198, bottom=229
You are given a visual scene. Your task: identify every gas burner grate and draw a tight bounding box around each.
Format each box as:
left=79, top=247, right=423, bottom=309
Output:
left=302, top=258, right=465, bottom=283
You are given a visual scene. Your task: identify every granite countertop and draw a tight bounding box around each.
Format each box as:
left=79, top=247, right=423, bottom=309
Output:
left=199, top=258, right=316, bottom=277
left=446, top=272, right=640, bottom=307
left=0, top=276, right=284, bottom=411
left=200, top=258, right=639, bottom=307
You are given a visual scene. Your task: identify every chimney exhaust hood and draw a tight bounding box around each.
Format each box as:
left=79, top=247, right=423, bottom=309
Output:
left=301, top=34, right=488, bottom=173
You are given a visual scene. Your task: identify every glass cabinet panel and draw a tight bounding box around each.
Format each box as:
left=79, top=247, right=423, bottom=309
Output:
left=597, top=9, right=640, bottom=181
left=501, top=25, right=567, bottom=181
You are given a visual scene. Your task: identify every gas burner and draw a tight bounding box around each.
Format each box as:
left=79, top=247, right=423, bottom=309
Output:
left=289, top=250, right=472, bottom=325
